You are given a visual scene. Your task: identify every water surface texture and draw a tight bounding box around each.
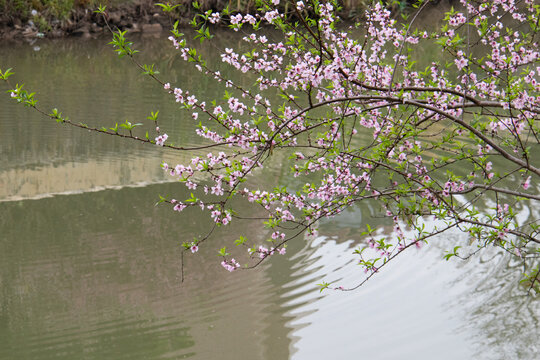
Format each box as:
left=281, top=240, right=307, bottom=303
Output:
left=0, top=35, right=538, bottom=360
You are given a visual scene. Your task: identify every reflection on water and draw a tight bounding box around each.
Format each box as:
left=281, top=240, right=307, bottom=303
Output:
left=288, top=220, right=539, bottom=360
left=449, top=248, right=540, bottom=359
left=0, top=184, right=290, bottom=359
left=285, top=238, right=473, bottom=359
left=0, top=33, right=538, bottom=359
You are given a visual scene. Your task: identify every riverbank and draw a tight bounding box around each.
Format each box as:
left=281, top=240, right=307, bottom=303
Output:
left=0, top=0, right=421, bottom=41
left=0, top=0, right=189, bottom=41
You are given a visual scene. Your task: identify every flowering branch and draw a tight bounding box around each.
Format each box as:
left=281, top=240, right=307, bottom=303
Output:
left=2, top=0, right=539, bottom=292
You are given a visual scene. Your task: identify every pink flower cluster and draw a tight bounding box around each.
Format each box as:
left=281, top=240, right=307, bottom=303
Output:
left=221, top=258, right=240, bottom=272
left=252, top=245, right=286, bottom=259
left=153, top=0, right=539, bottom=276
left=155, top=133, right=168, bottom=146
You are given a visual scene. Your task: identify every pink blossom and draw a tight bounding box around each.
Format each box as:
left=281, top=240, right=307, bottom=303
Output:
left=454, top=57, right=468, bottom=70
left=523, top=176, right=531, bottom=190
left=244, top=14, right=256, bottom=25
left=187, top=95, right=197, bottom=105
left=186, top=180, right=197, bottom=190
left=448, top=13, right=466, bottom=26
left=213, top=105, right=223, bottom=115
left=173, top=203, right=186, bottom=212
left=155, top=133, right=168, bottom=146
left=230, top=14, right=243, bottom=25
left=209, top=12, right=220, bottom=24
left=221, top=258, right=240, bottom=272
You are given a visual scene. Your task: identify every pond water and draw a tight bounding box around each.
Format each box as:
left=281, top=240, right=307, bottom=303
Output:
left=0, top=33, right=538, bottom=360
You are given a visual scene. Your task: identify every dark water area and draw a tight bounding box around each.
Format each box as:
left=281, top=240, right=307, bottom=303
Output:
left=0, top=33, right=538, bottom=359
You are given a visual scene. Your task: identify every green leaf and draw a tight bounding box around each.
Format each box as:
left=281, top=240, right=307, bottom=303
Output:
left=317, top=282, right=330, bottom=292
left=156, top=2, right=180, bottom=12
left=234, top=236, right=247, bottom=246
left=155, top=194, right=168, bottom=206
left=0, top=68, right=14, bottom=80
left=218, top=247, right=229, bottom=256
left=142, top=64, right=159, bottom=76
left=185, top=193, right=199, bottom=203
left=94, top=5, right=106, bottom=14
left=147, top=110, right=159, bottom=121
left=119, top=119, right=142, bottom=131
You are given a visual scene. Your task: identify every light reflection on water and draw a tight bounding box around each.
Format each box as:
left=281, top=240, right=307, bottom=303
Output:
left=284, top=212, right=539, bottom=360
left=0, top=34, right=538, bottom=360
